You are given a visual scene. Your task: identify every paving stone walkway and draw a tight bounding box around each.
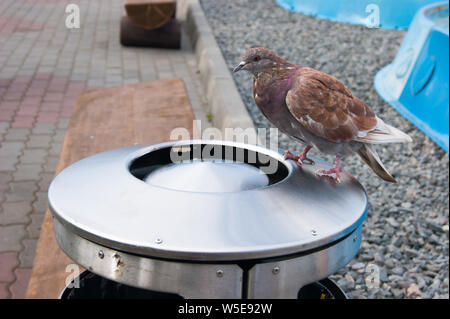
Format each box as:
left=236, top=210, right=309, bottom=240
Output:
left=0, top=0, right=209, bottom=298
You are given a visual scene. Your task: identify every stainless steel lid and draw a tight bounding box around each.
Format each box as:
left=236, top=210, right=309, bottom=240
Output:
left=49, top=140, right=367, bottom=261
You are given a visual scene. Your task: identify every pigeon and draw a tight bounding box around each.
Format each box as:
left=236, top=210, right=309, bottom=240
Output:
left=233, top=47, right=412, bottom=183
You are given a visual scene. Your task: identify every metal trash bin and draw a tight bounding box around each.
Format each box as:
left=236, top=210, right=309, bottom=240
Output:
left=50, top=140, right=367, bottom=299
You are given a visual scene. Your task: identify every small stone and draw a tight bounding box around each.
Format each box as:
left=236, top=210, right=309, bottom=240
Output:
left=386, top=244, right=397, bottom=253
left=426, top=263, right=441, bottom=272
left=344, top=273, right=355, bottom=289
left=360, top=254, right=374, bottom=261
left=385, top=258, right=396, bottom=269
left=386, top=217, right=400, bottom=227
left=397, top=280, right=411, bottom=289
left=374, top=252, right=384, bottom=263
left=392, top=251, right=403, bottom=259
left=404, top=248, right=419, bottom=257
left=430, top=279, right=441, bottom=293
left=406, top=283, right=421, bottom=298
left=351, top=262, right=365, bottom=271
left=426, top=221, right=445, bottom=233
left=391, top=288, right=405, bottom=298
left=336, top=278, right=349, bottom=290
left=379, top=268, right=389, bottom=282
left=391, top=266, right=404, bottom=275
left=424, top=276, right=434, bottom=285
left=429, top=234, right=440, bottom=245
left=414, top=275, right=426, bottom=289
left=442, top=277, right=449, bottom=289
left=401, top=202, right=412, bottom=209
left=389, top=275, right=404, bottom=282
left=347, top=289, right=365, bottom=299
left=392, top=236, right=403, bottom=248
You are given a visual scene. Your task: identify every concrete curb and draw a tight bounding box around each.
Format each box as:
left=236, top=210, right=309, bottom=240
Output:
left=177, top=0, right=257, bottom=139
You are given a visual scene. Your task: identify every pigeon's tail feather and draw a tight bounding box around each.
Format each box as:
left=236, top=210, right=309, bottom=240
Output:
left=357, top=144, right=397, bottom=183
left=356, top=118, right=412, bottom=144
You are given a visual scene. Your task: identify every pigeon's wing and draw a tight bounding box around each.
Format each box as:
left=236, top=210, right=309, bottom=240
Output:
left=285, top=67, right=377, bottom=142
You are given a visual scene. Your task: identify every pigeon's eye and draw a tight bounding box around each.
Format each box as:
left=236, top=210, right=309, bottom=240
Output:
left=253, top=56, right=261, bottom=62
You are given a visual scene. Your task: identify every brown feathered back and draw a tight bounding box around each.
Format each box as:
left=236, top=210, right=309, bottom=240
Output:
left=285, top=67, right=377, bottom=142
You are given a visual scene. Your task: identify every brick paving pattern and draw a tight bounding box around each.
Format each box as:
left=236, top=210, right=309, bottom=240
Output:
left=0, top=0, right=209, bottom=298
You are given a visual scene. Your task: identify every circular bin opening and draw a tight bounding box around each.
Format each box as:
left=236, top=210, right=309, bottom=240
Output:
left=129, top=143, right=290, bottom=193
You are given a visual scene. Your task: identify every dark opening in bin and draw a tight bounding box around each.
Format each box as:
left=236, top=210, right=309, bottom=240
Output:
left=60, top=271, right=347, bottom=299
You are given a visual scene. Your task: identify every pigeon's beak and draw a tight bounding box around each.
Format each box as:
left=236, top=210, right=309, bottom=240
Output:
left=233, top=61, right=246, bottom=73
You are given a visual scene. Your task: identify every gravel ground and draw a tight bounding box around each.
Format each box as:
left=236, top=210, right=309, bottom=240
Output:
left=200, top=0, right=449, bottom=299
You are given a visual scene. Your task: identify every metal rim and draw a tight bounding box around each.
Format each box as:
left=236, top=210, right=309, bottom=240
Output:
left=49, top=140, right=368, bottom=261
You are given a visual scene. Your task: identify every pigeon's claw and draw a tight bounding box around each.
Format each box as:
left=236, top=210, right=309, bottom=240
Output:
left=315, top=156, right=347, bottom=183
left=299, top=156, right=315, bottom=166
left=316, top=167, right=356, bottom=183
left=316, top=167, right=341, bottom=183
left=284, top=150, right=299, bottom=161
left=284, top=146, right=315, bottom=166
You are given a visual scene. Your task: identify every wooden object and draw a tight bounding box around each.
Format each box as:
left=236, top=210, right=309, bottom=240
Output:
left=25, top=78, right=195, bottom=298
left=120, top=15, right=180, bottom=49
left=125, top=0, right=176, bottom=30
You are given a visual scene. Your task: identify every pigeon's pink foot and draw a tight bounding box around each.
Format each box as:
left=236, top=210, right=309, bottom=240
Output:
left=284, top=146, right=315, bottom=165
left=316, top=167, right=341, bottom=183
left=316, top=167, right=356, bottom=183
left=316, top=156, right=344, bottom=183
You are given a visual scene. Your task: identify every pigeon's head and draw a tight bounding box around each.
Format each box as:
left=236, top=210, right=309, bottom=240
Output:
left=233, top=47, right=288, bottom=75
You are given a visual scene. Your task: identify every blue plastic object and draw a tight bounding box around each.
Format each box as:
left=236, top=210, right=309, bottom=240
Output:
left=374, top=2, right=449, bottom=152
left=275, top=0, right=438, bottom=29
